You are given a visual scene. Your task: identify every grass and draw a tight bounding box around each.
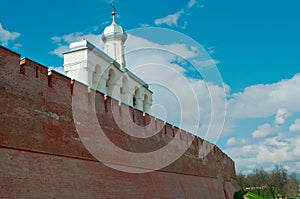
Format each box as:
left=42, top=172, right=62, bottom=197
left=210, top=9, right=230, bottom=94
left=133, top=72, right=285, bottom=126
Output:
left=245, top=192, right=266, bottom=199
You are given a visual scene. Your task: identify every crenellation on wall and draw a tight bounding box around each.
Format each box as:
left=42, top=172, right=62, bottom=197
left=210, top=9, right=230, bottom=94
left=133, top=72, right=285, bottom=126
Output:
left=0, top=46, right=20, bottom=67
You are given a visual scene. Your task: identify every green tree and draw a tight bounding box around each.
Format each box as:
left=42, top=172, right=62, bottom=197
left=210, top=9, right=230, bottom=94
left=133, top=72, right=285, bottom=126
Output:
left=237, top=165, right=300, bottom=199
left=282, top=172, right=299, bottom=198
left=247, top=168, right=267, bottom=196
left=236, top=172, right=246, bottom=187
left=266, top=165, right=287, bottom=199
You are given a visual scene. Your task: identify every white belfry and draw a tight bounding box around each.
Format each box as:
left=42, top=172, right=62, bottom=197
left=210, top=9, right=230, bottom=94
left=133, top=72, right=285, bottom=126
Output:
left=102, top=12, right=127, bottom=70
left=63, top=11, right=152, bottom=113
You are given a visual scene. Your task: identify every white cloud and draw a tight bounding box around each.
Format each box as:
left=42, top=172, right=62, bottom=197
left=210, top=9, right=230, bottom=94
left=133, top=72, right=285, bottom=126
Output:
left=228, top=74, right=300, bottom=119
left=207, top=46, right=215, bottom=54
left=153, top=0, right=202, bottom=28
left=139, top=23, right=150, bottom=28
left=154, top=10, right=184, bottom=27
left=50, top=45, right=69, bottom=58
left=226, top=84, right=300, bottom=173
left=125, top=37, right=197, bottom=110
left=13, top=43, right=22, bottom=50
left=126, top=34, right=198, bottom=59
left=191, top=79, right=228, bottom=140
left=226, top=135, right=300, bottom=173
left=226, top=105, right=300, bottom=173
left=226, top=137, right=236, bottom=147
left=252, top=123, right=277, bottom=138
left=226, top=137, right=249, bottom=147
left=274, top=108, right=292, bottom=126
left=290, top=119, right=300, bottom=132
left=51, top=32, right=101, bottom=46
left=124, top=34, right=227, bottom=142
left=0, top=23, right=20, bottom=46
left=181, top=21, right=188, bottom=30
left=194, top=59, right=220, bottom=68
left=188, top=0, right=197, bottom=8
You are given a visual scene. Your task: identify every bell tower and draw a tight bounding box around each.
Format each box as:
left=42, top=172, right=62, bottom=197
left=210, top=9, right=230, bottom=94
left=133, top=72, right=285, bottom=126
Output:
left=63, top=6, right=152, bottom=113
left=101, top=11, right=127, bottom=70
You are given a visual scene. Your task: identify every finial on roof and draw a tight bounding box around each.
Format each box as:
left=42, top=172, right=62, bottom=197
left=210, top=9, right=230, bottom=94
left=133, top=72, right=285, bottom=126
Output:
left=111, top=11, right=116, bottom=23
left=110, top=1, right=117, bottom=23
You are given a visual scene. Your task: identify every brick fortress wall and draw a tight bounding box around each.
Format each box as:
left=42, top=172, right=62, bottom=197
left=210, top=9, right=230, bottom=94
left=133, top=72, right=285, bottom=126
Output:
left=0, top=46, right=239, bottom=198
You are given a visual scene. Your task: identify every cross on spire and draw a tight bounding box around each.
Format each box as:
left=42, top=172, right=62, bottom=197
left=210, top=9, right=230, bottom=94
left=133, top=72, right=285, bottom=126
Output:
left=110, top=0, right=117, bottom=13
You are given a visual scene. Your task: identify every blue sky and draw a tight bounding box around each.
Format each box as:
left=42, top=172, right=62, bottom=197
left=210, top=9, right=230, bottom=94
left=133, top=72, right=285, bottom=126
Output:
left=1, top=0, right=300, bottom=174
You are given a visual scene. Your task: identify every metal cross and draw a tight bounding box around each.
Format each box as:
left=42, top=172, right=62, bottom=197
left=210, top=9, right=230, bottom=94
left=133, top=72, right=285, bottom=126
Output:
left=110, top=0, right=117, bottom=12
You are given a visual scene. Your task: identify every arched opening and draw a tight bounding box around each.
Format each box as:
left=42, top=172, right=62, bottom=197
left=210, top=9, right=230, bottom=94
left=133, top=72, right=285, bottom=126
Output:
left=106, top=68, right=117, bottom=96
left=143, top=94, right=149, bottom=112
left=132, top=87, right=140, bottom=108
left=93, top=64, right=101, bottom=85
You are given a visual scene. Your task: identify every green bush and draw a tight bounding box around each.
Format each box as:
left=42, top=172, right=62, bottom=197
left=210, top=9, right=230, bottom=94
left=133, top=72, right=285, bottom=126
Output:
left=234, top=189, right=246, bottom=199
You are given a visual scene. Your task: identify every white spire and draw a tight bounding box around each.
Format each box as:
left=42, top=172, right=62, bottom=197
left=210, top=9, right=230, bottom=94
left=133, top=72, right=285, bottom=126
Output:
left=112, top=11, right=116, bottom=23
left=102, top=11, right=127, bottom=69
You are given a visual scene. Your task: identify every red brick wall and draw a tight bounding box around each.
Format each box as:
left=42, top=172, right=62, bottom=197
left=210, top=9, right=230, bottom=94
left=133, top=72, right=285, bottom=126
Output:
left=0, top=46, right=239, bottom=198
